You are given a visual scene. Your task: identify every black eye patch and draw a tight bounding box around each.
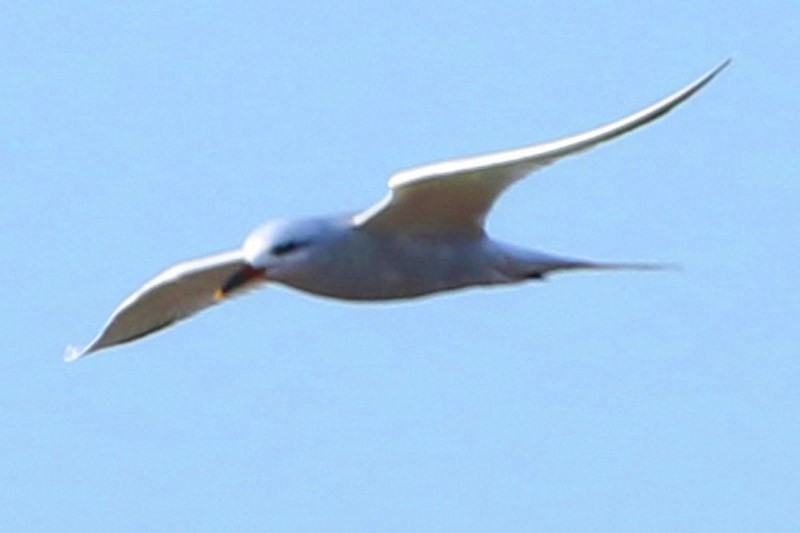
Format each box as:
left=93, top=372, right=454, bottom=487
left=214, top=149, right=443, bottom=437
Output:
left=270, top=240, right=308, bottom=256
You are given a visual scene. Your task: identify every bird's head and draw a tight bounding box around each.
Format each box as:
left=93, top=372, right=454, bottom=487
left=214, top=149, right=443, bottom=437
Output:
left=214, top=217, right=328, bottom=300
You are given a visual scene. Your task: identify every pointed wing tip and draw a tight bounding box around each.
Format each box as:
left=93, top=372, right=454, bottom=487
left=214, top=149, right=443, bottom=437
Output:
left=673, top=58, right=732, bottom=104
left=691, top=58, right=732, bottom=92
left=709, top=57, right=733, bottom=79
left=64, top=344, right=90, bottom=363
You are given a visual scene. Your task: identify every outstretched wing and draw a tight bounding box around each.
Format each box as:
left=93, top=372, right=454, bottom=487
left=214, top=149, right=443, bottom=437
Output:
left=66, top=250, right=255, bottom=361
left=353, top=60, right=730, bottom=237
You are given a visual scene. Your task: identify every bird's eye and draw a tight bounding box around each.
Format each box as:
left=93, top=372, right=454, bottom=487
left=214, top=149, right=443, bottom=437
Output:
left=270, top=240, right=307, bottom=256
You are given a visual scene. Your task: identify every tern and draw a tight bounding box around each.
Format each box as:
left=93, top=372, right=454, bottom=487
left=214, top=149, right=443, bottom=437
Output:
left=66, top=60, right=729, bottom=362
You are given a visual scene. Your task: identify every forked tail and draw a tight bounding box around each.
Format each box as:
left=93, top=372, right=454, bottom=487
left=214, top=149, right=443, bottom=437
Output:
left=574, top=260, right=679, bottom=272
left=504, top=245, right=678, bottom=279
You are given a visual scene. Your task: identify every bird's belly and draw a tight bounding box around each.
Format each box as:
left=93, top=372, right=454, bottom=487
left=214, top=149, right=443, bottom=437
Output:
left=281, top=237, right=508, bottom=301
left=284, top=271, right=470, bottom=301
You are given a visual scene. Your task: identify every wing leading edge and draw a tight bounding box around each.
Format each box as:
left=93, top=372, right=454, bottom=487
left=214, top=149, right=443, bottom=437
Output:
left=353, top=59, right=730, bottom=236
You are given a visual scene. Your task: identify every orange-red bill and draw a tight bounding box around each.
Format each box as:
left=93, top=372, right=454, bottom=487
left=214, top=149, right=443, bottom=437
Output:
left=215, top=265, right=266, bottom=300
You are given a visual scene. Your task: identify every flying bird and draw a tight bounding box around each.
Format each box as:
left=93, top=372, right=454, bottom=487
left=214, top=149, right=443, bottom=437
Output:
left=66, top=60, right=730, bottom=362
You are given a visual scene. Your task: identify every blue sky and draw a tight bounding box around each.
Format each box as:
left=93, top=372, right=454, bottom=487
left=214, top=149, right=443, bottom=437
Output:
left=2, top=1, right=798, bottom=531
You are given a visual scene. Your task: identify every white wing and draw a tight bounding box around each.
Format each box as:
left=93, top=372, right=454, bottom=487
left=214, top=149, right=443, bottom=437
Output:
left=65, top=250, right=252, bottom=362
left=353, top=60, right=730, bottom=236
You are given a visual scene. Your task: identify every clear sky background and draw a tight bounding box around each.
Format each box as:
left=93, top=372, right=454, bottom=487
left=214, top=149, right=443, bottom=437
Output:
left=2, top=2, right=798, bottom=531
